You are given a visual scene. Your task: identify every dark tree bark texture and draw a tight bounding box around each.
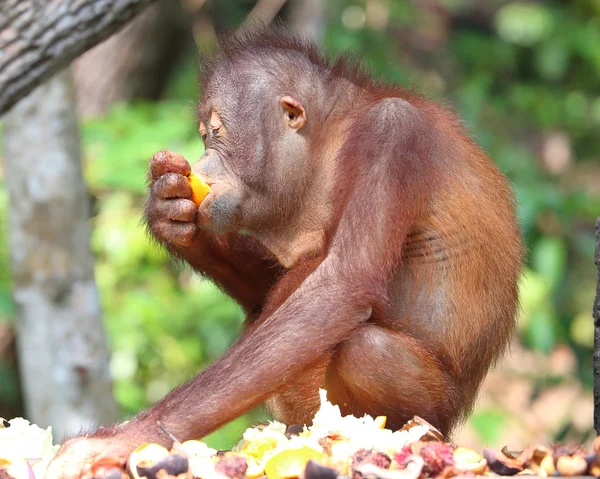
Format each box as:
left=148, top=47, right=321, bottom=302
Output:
left=0, top=0, right=158, bottom=115
left=594, top=217, right=600, bottom=434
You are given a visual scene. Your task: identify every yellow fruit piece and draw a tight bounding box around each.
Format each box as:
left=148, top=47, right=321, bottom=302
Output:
left=0, top=453, right=31, bottom=479
left=264, top=447, right=323, bottom=479
left=187, top=173, right=211, bottom=207
left=132, top=443, right=170, bottom=463
left=241, top=437, right=281, bottom=461
left=245, top=456, right=268, bottom=479
left=374, top=416, right=387, bottom=429
left=556, top=455, right=588, bottom=477
left=453, top=447, right=488, bottom=474
left=239, top=435, right=285, bottom=478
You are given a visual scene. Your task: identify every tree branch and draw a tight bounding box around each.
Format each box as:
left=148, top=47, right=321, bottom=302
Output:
left=0, top=0, right=158, bottom=115
left=244, top=0, right=288, bottom=26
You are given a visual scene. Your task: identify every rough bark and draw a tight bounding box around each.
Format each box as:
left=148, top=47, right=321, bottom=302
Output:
left=594, top=217, right=600, bottom=434
left=0, top=0, right=158, bottom=116
left=2, top=69, right=119, bottom=440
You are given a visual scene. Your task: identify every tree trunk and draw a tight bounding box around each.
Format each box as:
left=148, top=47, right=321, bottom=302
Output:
left=0, top=0, right=158, bottom=115
left=2, top=69, right=119, bottom=440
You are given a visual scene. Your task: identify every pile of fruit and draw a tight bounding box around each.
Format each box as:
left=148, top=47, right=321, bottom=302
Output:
left=0, top=417, right=58, bottom=479
left=1, top=390, right=599, bottom=479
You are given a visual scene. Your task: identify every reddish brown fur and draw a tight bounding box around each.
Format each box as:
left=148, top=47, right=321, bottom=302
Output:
left=46, top=27, right=523, bottom=479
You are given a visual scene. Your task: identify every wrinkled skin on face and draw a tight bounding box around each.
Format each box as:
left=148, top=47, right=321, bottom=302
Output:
left=194, top=63, right=310, bottom=234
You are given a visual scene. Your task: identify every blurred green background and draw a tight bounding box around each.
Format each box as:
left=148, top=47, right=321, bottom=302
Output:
left=1, top=0, right=599, bottom=451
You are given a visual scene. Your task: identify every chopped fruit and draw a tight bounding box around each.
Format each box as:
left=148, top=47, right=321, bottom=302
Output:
left=374, top=417, right=387, bottom=429
left=264, top=447, right=323, bottom=479
left=187, top=173, right=211, bottom=206
left=2, top=389, right=597, bottom=479
left=453, top=447, right=488, bottom=474
left=556, top=455, right=588, bottom=477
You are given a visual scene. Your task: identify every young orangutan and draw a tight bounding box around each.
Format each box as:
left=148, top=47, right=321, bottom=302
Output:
left=46, top=28, right=523, bottom=479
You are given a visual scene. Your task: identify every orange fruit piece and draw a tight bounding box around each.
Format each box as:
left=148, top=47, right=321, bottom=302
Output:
left=187, top=173, right=211, bottom=207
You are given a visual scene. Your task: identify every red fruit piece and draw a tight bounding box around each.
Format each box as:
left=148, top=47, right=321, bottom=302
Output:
left=420, top=443, right=455, bottom=477
left=215, top=456, right=248, bottom=479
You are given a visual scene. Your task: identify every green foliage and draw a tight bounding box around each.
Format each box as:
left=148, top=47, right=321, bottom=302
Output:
left=470, top=409, right=510, bottom=446
left=495, top=3, right=554, bottom=47
left=83, top=101, right=204, bottom=195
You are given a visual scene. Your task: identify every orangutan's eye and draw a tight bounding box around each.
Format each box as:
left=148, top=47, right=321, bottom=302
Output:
left=210, top=111, right=224, bottom=137
left=199, top=122, right=207, bottom=142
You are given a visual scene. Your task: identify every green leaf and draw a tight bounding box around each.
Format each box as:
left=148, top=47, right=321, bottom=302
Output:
left=524, top=309, right=556, bottom=353
left=0, top=289, right=15, bottom=319
left=469, top=409, right=509, bottom=445
left=535, top=40, right=570, bottom=81
left=531, top=237, right=567, bottom=290
left=570, top=312, right=594, bottom=348
left=495, top=3, right=555, bottom=46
